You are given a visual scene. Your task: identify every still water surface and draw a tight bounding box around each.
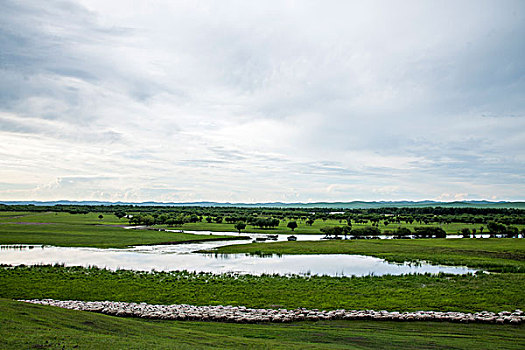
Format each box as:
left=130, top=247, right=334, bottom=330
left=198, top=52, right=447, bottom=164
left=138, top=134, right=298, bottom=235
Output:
left=1, top=239, right=475, bottom=277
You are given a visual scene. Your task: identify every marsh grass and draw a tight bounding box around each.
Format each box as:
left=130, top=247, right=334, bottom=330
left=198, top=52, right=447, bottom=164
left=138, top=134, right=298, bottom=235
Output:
left=1, top=265, right=523, bottom=312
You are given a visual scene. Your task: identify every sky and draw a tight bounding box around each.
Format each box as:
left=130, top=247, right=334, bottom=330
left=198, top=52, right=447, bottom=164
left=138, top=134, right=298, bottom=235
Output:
left=0, top=0, right=524, bottom=203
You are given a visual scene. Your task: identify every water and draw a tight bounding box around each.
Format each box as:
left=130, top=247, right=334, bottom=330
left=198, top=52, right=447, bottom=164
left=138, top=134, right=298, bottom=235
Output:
left=174, top=230, right=327, bottom=242
left=0, top=244, right=476, bottom=277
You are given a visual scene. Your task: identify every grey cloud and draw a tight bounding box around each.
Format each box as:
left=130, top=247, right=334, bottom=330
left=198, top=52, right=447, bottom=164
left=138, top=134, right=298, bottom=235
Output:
left=299, top=162, right=358, bottom=177
left=57, top=176, right=116, bottom=185
left=209, top=146, right=249, bottom=161
left=0, top=0, right=168, bottom=123
left=178, top=159, right=231, bottom=168
left=0, top=114, right=122, bottom=143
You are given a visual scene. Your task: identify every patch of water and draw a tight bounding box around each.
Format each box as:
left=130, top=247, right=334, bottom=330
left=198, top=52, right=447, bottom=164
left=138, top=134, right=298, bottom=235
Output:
left=0, top=244, right=476, bottom=277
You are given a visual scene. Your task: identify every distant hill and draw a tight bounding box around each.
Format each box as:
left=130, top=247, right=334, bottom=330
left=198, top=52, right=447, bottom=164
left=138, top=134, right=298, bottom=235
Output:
left=1, top=200, right=524, bottom=209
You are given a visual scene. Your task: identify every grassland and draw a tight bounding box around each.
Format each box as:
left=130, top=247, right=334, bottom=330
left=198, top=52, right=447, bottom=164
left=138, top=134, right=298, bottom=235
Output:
left=211, top=238, right=525, bottom=273
left=0, top=211, right=128, bottom=225
left=0, top=212, right=243, bottom=248
left=1, top=265, right=523, bottom=312
left=1, top=210, right=522, bottom=240
left=1, top=210, right=524, bottom=348
left=2, top=298, right=523, bottom=350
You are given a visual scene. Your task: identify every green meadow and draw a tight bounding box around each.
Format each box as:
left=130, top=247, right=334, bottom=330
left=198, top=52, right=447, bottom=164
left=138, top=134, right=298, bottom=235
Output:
left=2, top=298, right=523, bottom=350
left=0, top=212, right=243, bottom=248
left=1, top=211, right=521, bottom=241
left=1, top=266, right=524, bottom=312
left=0, top=211, right=128, bottom=225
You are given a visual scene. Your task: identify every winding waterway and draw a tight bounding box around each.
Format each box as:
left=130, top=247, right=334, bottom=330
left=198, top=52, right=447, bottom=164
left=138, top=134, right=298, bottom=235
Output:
left=0, top=232, right=476, bottom=276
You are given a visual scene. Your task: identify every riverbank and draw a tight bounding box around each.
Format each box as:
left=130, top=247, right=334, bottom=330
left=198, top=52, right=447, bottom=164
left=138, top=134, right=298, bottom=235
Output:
left=210, top=238, right=525, bottom=273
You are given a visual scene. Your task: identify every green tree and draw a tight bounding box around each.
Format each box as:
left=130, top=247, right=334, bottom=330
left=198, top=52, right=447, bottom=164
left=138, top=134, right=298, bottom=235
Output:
left=395, top=227, right=411, bottom=237
left=487, top=222, right=506, bottom=237
left=98, top=214, right=103, bottom=220
left=287, top=221, right=298, bottom=231
left=414, top=226, right=446, bottom=238
left=320, top=226, right=345, bottom=238
left=114, top=211, right=126, bottom=220
left=234, top=222, right=246, bottom=234
left=505, top=226, right=519, bottom=238
left=142, top=215, right=155, bottom=226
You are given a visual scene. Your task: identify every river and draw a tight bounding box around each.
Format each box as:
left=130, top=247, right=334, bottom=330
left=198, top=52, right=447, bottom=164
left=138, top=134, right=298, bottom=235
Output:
left=0, top=232, right=476, bottom=276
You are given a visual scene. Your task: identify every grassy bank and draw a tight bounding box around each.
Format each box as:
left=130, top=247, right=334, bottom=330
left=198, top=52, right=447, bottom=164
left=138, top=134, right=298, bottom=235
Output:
left=2, top=299, right=523, bottom=350
left=1, top=265, right=523, bottom=312
left=211, top=238, right=525, bottom=273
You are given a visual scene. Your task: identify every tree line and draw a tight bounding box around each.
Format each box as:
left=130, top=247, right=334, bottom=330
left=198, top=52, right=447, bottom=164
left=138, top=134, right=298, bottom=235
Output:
left=1, top=204, right=524, bottom=227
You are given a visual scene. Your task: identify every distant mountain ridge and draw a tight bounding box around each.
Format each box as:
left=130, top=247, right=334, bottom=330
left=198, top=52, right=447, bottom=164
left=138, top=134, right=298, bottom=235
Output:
left=1, top=200, right=524, bottom=209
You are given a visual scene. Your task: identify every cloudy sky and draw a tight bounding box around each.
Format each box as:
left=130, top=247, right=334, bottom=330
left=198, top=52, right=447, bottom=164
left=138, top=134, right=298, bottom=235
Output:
left=0, top=0, right=524, bottom=203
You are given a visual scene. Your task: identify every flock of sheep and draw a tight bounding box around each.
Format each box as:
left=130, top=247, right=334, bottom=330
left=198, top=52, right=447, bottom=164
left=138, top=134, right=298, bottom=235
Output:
left=20, top=299, right=524, bottom=324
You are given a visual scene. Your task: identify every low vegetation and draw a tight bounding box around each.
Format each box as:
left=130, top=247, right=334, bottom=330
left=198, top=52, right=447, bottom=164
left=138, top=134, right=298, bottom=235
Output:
left=1, top=266, right=524, bottom=312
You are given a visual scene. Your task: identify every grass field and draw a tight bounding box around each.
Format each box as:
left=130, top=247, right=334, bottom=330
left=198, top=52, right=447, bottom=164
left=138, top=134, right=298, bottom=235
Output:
left=1, top=265, right=523, bottom=312
left=1, top=210, right=524, bottom=348
left=0, top=211, right=128, bottom=225
left=2, top=298, right=523, bottom=350
left=0, top=223, right=244, bottom=248
left=211, top=238, right=525, bottom=273
left=1, top=211, right=522, bottom=239
left=3, top=210, right=515, bottom=234
left=0, top=212, right=245, bottom=248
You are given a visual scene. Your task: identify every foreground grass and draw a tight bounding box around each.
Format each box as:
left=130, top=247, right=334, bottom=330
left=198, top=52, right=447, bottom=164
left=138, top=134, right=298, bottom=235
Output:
left=0, top=222, right=243, bottom=248
left=2, top=299, right=523, bottom=350
left=212, top=238, right=525, bottom=273
left=1, top=265, right=523, bottom=312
